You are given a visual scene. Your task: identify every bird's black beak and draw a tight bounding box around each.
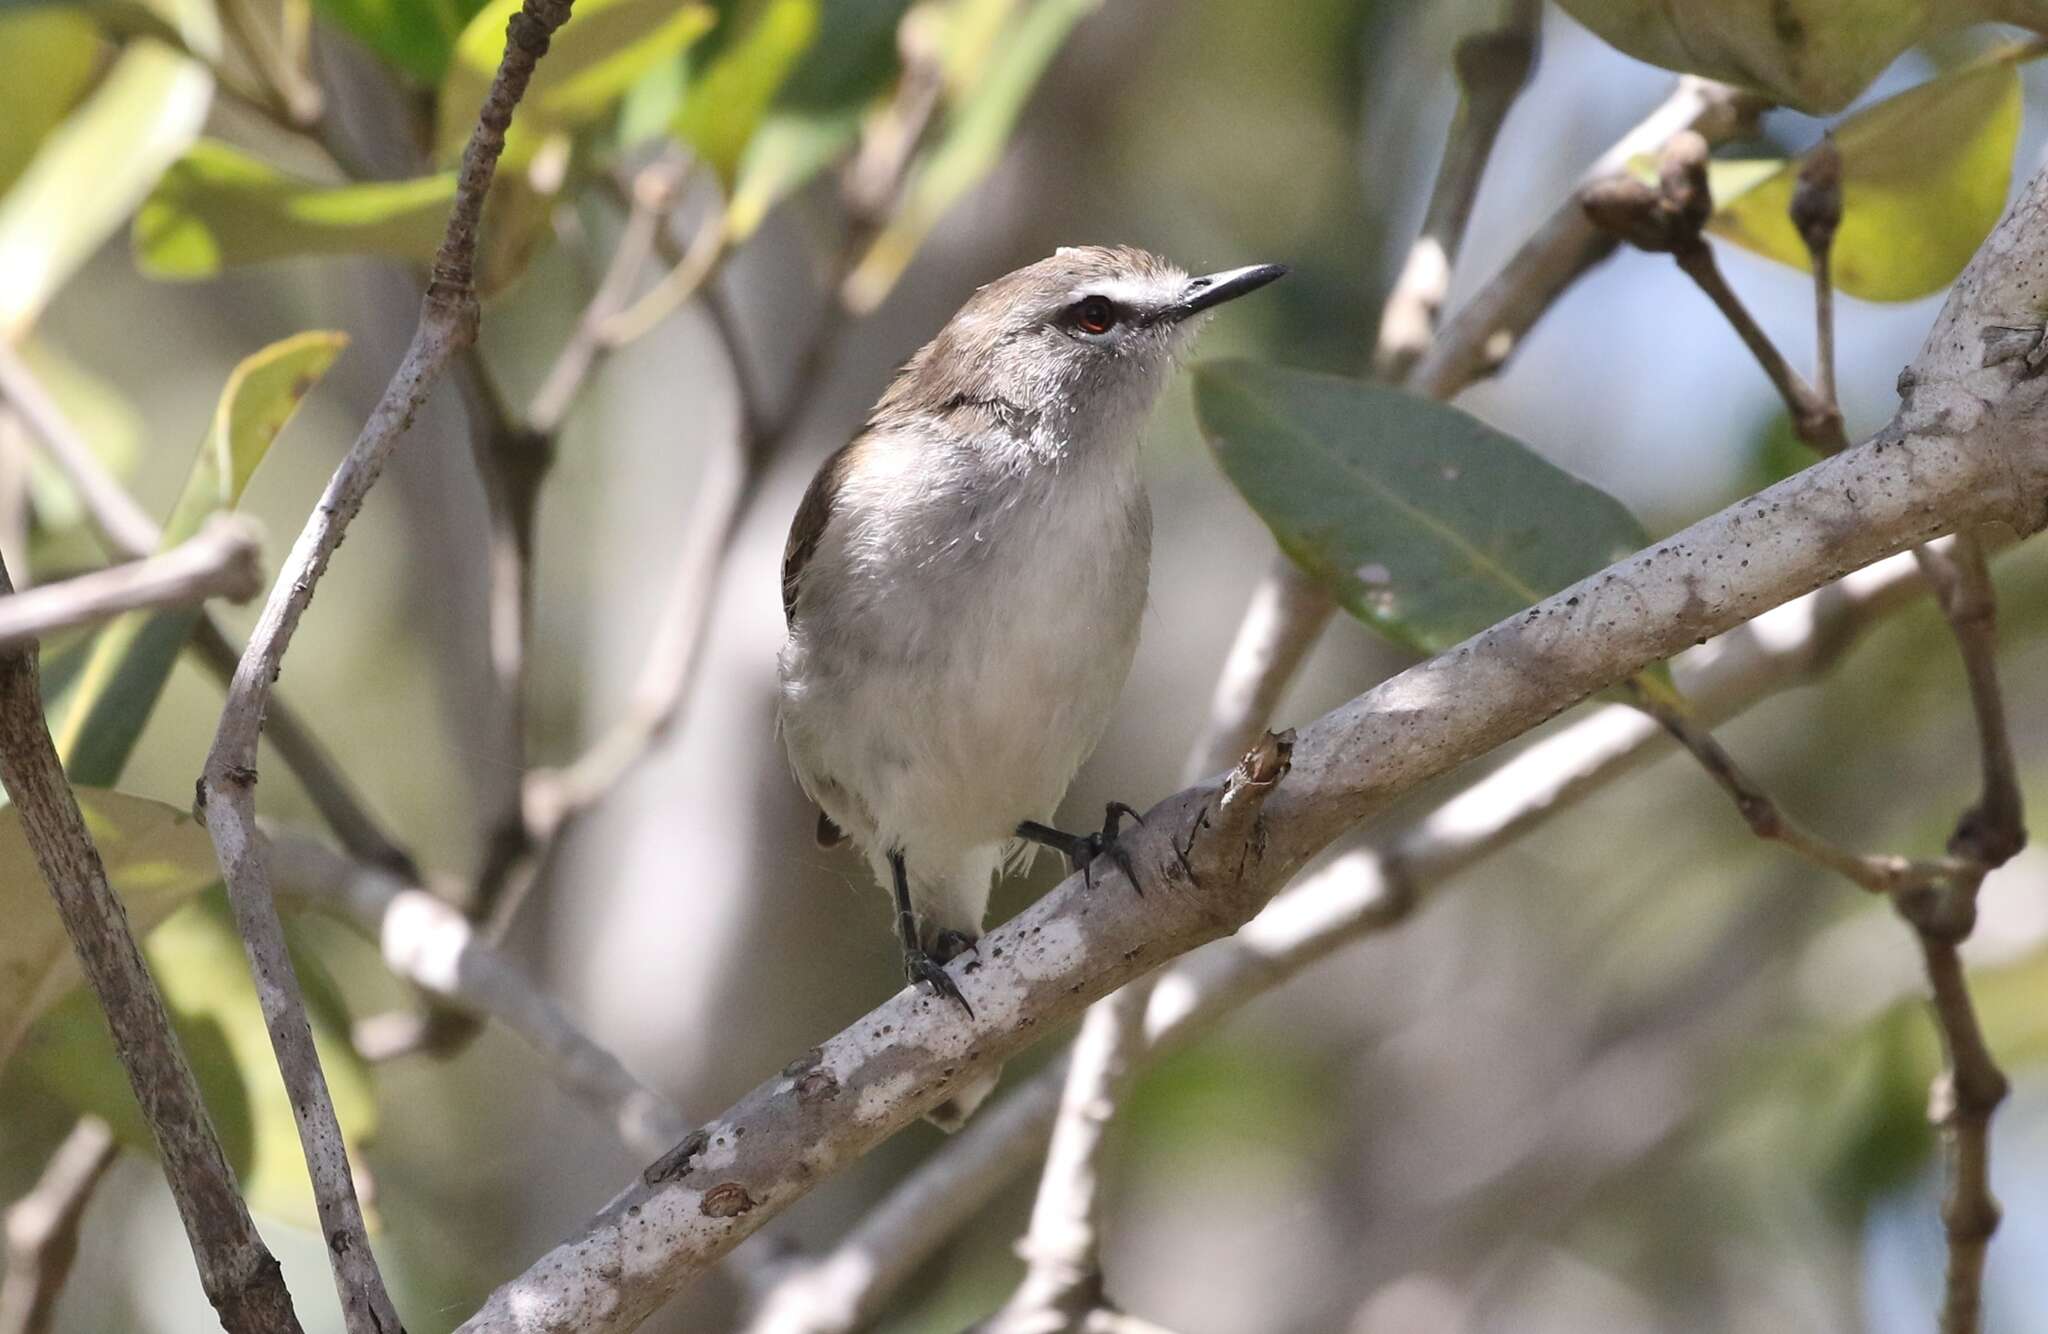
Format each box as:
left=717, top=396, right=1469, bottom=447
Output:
left=1166, top=263, right=1289, bottom=321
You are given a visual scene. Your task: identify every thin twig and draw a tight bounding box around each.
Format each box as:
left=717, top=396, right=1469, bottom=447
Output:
left=0, top=515, right=262, bottom=652
left=1913, top=930, right=2009, bottom=1334
left=593, top=191, right=726, bottom=350
left=1792, top=135, right=1843, bottom=422
left=1915, top=534, right=2026, bottom=869
left=528, top=159, right=685, bottom=435
left=1582, top=130, right=1844, bottom=450
left=1412, top=76, right=1764, bottom=399
left=0, top=331, right=412, bottom=871
left=1372, top=0, right=1539, bottom=382
left=0, top=1118, right=118, bottom=1334
left=268, top=833, right=693, bottom=1156
left=197, top=4, right=580, bottom=1330
left=737, top=547, right=1944, bottom=1334
left=1673, top=241, right=1845, bottom=449
left=0, top=556, right=303, bottom=1334
left=1632, top=686, right=1968, bottom=894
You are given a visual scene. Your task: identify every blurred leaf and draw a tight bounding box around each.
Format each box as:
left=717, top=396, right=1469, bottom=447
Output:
left=435, top=0, right=715, bottom=164
left=135, top=140, right=455, bottom=278
left=0, top=789, right=219, bottom=1072
left=1194, top=360, right=1650, bottom=654
left=723, top=0, right=912, bottom=239
left=6, top=891, right=376, bottom=1227
left=843, top=0, right=1099, bottom=312
left=49, top=331, right=346, bottom=787
left=0, top=39, right=212, bottom=339
left=1706, top=58, right=2023, bottom=302
left=1553, top=0, right=2048, bottom=113
left=674, top=0, right=819, bottom=185
left=0, top=9, right=104, bottom=197
left=1122, top=1039, right=1339, bottom=1165
left=15, top=339, right=142, bottom=549
left=310, top=0, right=484, bottom=83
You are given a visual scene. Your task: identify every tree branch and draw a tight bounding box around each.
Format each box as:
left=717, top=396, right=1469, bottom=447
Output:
left=0, top=515, right=263, bottom=652
left=0, top=331, right=412, bottom=874
left=1372, top=0, right=1539, bottom=383
left=739, top=542, right=1943, bottom=1334
left=267, top=832, right=692, bottom=1157
left=0, top=1118, right=118, bottom=1334
left=0, top=557, right=303, bottom=1334
left=450, top=151, right=2048, bottom=1318
left=196, top=3, right=580, bottom=1330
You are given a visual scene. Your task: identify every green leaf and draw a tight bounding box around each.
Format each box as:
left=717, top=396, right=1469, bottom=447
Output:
left=0, top=38, right=212, bottom=339
left=722, top=0, right=913, bottom=240
left=842, top=0, right=1099, bottom=312
left=1706, top=57, right=2023, bottom=302
left=310, top=0, right=485, bottom=83
left=673, top=0, right=819, bottom=186
left=0, top=789, right=221, bottom=1072
left=135, top=139, right=456, bottom=278
left=15, top=339, right=143, bottom=548
left=1553, top=0, right=2046, bottom=114
left=48, top=331, right=346, bottom=786
left=1194, top=360, right=1651, bottom=654
left=434, top=0, right=715, bottom=165
left=5, top=891, right=377, bottom=1227
left=0, top=9, right=104, bottom=198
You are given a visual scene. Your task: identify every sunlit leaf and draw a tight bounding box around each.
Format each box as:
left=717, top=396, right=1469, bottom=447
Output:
left=6, top=891, right=377, bottom=1227
left=674, top=0, right=819, bottom=185
left=435, top=0, right=715, bottom=164
left=1194, top=360, right=1650, bottom=653
left=0, top=789, right=219, bottom=1071
left=49, top=331, right=346, bottom=786
left=0, top=9, right=104, bottom=198
left=1554, top=0, right=2048, bottom=113
left=723, top=0, right=913, bottom=240
left=0, top=39, right=212, bottom=339
left=135, top=140, right=455, bottom=278
left=310, top=0, right=484, bottom=83
left=842, top=0, right=1099, bottom=313
left=1706, top=58, right=2023, bottom=302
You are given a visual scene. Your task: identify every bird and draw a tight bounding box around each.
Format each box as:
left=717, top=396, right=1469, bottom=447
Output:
left=777, top=245, right=1285, bottom=1125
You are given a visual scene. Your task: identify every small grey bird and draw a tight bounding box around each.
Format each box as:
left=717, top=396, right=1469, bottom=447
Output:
left=777, top=246, right=1283, bottom=1117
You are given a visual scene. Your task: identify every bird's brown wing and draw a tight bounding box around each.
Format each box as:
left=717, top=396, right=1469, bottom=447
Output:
left=781, top=435, right=866, bottom=625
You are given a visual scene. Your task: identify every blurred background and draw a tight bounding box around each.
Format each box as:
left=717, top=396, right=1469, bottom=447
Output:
left=3, top=0, right=2048, bottom=1331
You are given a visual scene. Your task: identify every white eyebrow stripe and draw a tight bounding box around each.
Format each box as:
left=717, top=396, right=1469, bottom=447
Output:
left=1068, top=277, right=1177, bottom=307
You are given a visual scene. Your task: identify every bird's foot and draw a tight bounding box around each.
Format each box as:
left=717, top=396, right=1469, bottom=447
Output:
left=930, top=929, right=980, bottom=965
left=905, top=947, right=973, bottom=1018
left=1017, top=801, right=1146, bottom=895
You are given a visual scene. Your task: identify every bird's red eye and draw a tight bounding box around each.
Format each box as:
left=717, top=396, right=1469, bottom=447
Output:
left=1074, top=296, right=1117, bottom=335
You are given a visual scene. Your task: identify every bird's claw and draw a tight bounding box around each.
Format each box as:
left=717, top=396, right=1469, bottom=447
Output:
left=1017, top=801, right=1147, bottom=896
left=931, top=929, right=980, bottom=964
left=905, top=948, right=973, bottom=1017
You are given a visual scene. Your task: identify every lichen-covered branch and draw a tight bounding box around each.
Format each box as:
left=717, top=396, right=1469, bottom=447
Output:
left=0, top=558, right=303, bottom=1334
left=268, top=833, right=692, bottom=1157
left=195, top=3, right=580, bottom=1330
left=739, top=545, right=1942, bottom=1334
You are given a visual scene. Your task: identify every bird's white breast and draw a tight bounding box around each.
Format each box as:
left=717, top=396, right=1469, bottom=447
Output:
left=778, top=417, right=1152, bottom=890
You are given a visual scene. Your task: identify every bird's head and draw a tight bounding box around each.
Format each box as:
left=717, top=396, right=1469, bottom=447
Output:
left=876, top=245, right=1286, bottom=442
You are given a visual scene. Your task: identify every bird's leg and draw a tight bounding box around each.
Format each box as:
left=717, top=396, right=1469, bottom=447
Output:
left=1016, top=801, right=1145, bottom=895
left=890, top=849, right=973, bottom=1017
